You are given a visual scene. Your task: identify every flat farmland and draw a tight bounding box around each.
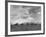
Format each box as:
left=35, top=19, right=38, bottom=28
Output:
left=11, top=23, right=41, bottom=32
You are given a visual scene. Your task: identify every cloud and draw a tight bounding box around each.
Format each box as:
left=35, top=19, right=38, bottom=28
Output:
left=10, top=5, right=41, bottom=25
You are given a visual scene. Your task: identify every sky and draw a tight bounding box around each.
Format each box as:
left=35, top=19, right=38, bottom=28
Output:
left=10, top=5, right=41, bottom=25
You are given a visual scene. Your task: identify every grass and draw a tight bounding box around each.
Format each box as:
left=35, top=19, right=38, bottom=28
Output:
left=11, top=23, right=41, bottom=32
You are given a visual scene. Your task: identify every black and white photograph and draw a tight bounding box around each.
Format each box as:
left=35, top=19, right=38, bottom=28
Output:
left=7, top=2, right=45, bottom=35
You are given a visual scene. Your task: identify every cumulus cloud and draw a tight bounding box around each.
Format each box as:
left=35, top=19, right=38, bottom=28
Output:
left=10, top=5, right=41, bottom=25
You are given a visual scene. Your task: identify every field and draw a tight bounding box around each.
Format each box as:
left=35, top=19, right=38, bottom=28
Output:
left=11, top=23, right=41, bottom=32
